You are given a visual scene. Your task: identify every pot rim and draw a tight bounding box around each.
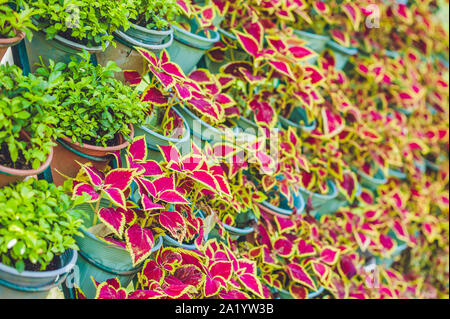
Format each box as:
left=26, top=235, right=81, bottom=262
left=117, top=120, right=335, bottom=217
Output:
left=298, top=179, right=338, bottom=200
left=138, top=106, right=191, bottom=144
left=0, top=147, right=53, bottom=177
left=354, top=166, right=388, bottom=185
left=279, top=115, right=317, bottom=132
left=0, top=249, right=77, bottom=279
left=327, top=40, right=358, bottom=56
left=58, top=124, right=134, bottom=153
left=293, top=29, right=330, bottom=42
left=129, top=22, right=174, bottom=36
left=172, top=24, right=220, bottom=47
left=0, top=30, right=26, bottom=47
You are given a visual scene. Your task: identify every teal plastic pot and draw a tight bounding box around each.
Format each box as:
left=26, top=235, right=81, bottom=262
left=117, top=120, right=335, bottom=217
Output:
left=24, top=31, right=107, bottom=73
left=173, top=105, right=232, bottom=146
left=258, top=190, right=306, bottom=218
left=312, top=181, right=362, bottom=219
left=385, top=49, right=400, bottom=59
left=279, top=107, right=317, bottom=133
left=414, top=158, right=426, bottom=174
left=97, top=24, right=173, bottom=83
left=0, top=249, right=77, bottom=299
left=75, top=230, right=163, bottom=299
left=356, top=167, right=388, bottom=193
left=298, top=180, right=338, bottom=213
left=425, top=159, right=440, bottom=172
left=388, top=167, right=407, bottom=180
left=133, top=106, right=191, bottom=161
left=221, top=211, right=257, bottom=240
left=293, top=30, right=329, bottom=64
left=167, top=19, right=220, bottom=74
left=326, top=40, right=358, bottom=71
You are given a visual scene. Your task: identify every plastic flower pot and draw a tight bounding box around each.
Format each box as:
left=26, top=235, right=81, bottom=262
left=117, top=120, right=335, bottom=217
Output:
left=388, top=167, right=407, bottom=180
left=298, top=180, right=338, bottom=214
left=75, top=228, right=163, bottom=299
left=0, top=30, right=25, bottom=61
left=355, top=167, right=388, bottom=193
left=326, top=40, right=358, bottom=71
left=258, top=190, right=306, bottom=218
left=204, top=28, right=249, bottom=73
left=173, top=105, right=231, bottom=147
left=385, top=49, right=400, bottom=59
left=166, top=18, right=220, bottom=74
left=50, top=125, right=134, bottom=186
left=0, top=147, right=53, bottom=188
left=293, top=30, right=329, bottom=64
left=97, top=24, right=173, bottom=83
left=0, top=249, right=77, bottom=299
left=312, top=181, right=362, bottom=219
left=24, top=31, right=108, bottom=73
left=279, top=107, right=317, bottom=133
left=133, top=107, right=191, bottom=162
left=414, top=158, right=426, bottom=174
left=163, top=210, right=208, bottom=249
left=220, top=210, right=258, bottom=240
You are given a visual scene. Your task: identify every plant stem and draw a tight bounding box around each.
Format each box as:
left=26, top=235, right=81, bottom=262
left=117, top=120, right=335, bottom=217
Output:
left=92, top=195, right=102, bottom=226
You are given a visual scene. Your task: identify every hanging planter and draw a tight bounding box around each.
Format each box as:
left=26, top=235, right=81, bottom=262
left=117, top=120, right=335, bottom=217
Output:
left=134, top=106, right=191, bottom=162
left=388, top=166, right=407, bottom=180
left=279, top=107, right=317, bottom=133
left=97, top=24, right=173, bottom=83
left=75, top=228, right=163, bottom=299
left=0, top=249, right=77, bottom=299
left=50, top=125, right=133, bottom=186
left=298, top=179, right=338, bottom=214
left=166, top=18, right=220, bottom=74
left=258, top=191, right=306, bottom=218
left=326, top=40, right=358, bottom=71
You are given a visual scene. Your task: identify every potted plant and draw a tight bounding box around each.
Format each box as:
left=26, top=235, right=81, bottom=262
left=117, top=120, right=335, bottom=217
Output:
left=0, top=63, right=57, bottom=187
left=93, top=240, right=266, bottom=299
left=0, top=0, right=36, bottom=61
left=0, top=178, right=84, bottom=299
left=35, top=51, right=147, bottom=186
left=19, top=0, right=133, bottom=71
left=98, top=0, right=180, bottom=83
left=166, top=1, right=220, bottom=74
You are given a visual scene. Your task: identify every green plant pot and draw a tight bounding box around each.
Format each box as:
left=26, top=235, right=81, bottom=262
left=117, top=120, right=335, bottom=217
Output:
left=385, top=49, right=400, bottom=59
left=0, top=249, right=77, bottom=299
left=414, top=158, right=426, bottom=174
left=97, top=24, right=173, bottom=83
left=258, top=190, right=306, bottom=217
left=75, top=229, right=163, bottom=299
left=326, top=40, right=358, bottom=71
left=133, top=106, right=191, bottom=162
left=312, top=181, right=362, bottom=219
left=355, top=167, right=387, bottom=193
left=298, top=179, right=338, bottom=213
left=388, top=167, right=407, bottom=180
left=166, top=19, right=220, bottom=74
left=173, top=105, right=232, bottom=147
left=279, top=107, right=317, bottom=133
left=293, top=30, right=329, bottom=64
left=24, top=31, right=107, bottom=73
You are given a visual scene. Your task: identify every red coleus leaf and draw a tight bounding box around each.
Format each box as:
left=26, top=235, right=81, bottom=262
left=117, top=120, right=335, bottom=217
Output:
left=322, top=108, right=344, bottom=137
left=275, top=216, right=296, bottom=233
left=305, top=66, right=324, bottom=84
left=204, top=275, right=222, bottom=297
left=104, top=169, right=135, bottom=192
left=123, top=71, right=142, bottom=86
left=173, top=265, right=204, bottom=287
left=128, top=290, right=165, bottom=299
left=128, top=136, right=147, bottom=162
left=233, top=31, right=261, bottom=57
left=330, top=29, right=350, bottom=47
left=289, top=283, right=308, bottom=299
left=125, top=224, right=154, bottom=266
left=141, top=260, right=164, bottom=285
left=209, top=260, right=232, bottom=282
left=80, top=163, right=103, bottom=187
left=95, top=282, right=127, bottom=299
left=98, top=207, right=126, bottom=238
left=337, top=171, right=358, bottom=202
left=379, top=234, right=395, bottom=251
left=342, top=3, right=361, bottom=31
left=142, top=87, right=169, bottom=105
left=320, top=247, right=340, bottom=265
left=268, top=61, right=294, bottom=80
left=142, top=194, right=164, bottom=211
left=297, top=239, right=315, bottom=257
left=286, top=264, right=316, bottom=290
left=238, top=274, right=264, bottom=298
left=103, top=188, right=127, bottom=209
left=158, top=190, right=189, bottom=205
left=159, top=211, right=186, bottom=242
left=273, top=237, right=294, bottom=258
left=249, top=98, right=276, bottom=128
left=219, top=290, right=250, bottom=299
left=72, top=183, right=99, bottom=202
left=289, top=46, right=316, bottom=60
left=174, top=83, right=192, bottom=101
left=311, top=261, right=329, bottom=282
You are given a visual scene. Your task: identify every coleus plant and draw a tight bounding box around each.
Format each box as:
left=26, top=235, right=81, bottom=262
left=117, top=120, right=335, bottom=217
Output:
left=93, top=239, right=266, bottom=299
